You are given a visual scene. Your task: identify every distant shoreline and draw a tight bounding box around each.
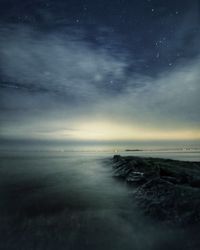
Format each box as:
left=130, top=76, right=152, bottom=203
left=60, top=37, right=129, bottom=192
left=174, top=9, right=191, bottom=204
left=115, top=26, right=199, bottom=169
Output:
left=125, top=149, right=143, bottom=151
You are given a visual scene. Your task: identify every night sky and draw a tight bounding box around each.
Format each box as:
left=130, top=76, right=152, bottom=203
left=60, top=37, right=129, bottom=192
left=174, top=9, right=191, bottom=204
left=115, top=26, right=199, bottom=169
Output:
left=0, top=0, right=200, bottom=141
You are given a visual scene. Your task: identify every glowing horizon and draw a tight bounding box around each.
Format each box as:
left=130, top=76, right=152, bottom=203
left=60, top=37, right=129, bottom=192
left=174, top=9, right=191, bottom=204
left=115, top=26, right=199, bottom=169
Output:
left=2, top=119, right=200, bottom=142
left=0, top=7, right=199, bottom=143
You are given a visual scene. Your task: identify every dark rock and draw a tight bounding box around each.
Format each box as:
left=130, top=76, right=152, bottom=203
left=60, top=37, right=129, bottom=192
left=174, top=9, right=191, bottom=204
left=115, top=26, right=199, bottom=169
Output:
left=112, top=155, right=200, bottom=225
left=126, top=172, right=147, bottom=186
left=113, top=155, right=121, bottom=162
left=190, top=178, right=200, bottom=188
left=160, top=176, right=178, bottom=184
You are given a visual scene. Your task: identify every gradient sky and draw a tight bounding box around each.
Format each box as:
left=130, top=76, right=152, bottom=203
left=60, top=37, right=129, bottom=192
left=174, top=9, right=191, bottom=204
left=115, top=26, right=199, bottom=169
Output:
left=0, top=0, right=200, bottom=141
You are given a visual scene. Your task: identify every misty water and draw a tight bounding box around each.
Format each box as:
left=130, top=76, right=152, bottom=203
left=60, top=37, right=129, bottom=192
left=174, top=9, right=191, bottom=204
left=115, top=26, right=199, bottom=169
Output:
left=0, top=148, right=200, bottom=250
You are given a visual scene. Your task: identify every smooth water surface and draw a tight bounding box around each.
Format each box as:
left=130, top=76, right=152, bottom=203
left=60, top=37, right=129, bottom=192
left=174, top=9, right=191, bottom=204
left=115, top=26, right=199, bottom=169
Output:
left=0, top=151, right=200, bottom=250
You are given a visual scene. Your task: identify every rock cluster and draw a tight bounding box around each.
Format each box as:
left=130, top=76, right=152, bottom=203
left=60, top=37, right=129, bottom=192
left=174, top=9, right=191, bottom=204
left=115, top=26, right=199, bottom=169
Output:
left=112, top=155, right=200, bottom=225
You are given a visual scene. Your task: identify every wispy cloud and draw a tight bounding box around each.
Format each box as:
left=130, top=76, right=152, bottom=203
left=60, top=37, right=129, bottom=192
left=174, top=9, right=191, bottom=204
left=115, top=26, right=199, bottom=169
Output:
left=0, top=24, right=199, bottom=140
left=0, top=25, right=127, bottom=101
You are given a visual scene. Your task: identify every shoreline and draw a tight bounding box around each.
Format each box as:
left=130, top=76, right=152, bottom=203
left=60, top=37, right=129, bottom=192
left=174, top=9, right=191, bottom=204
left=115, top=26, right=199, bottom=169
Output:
left=112, top=155, right=200, bottom=225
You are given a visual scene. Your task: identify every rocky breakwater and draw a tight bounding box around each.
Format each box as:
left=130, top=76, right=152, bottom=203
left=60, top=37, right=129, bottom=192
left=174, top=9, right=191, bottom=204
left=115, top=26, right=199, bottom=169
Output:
left=112, top=155, right=200, bottom=225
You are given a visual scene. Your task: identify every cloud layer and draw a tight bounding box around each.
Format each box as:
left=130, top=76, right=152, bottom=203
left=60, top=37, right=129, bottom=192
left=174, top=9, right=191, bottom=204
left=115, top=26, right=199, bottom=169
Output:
left=0, top=25, right=199, bottom=140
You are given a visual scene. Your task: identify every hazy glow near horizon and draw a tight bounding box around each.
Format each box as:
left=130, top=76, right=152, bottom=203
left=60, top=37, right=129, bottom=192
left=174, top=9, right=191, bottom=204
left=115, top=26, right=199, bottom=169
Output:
left=0, top=16, right=199, bottom=142
left=40, top=121, right=200, bottom=141
left=70, top=123, right=200, bottom=141
left=2, top=119, right=200, bottom=141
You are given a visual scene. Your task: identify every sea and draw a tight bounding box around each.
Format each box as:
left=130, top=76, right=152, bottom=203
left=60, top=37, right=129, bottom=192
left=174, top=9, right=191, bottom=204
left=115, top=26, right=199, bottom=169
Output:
left=0, top=140, right=200, bottom=250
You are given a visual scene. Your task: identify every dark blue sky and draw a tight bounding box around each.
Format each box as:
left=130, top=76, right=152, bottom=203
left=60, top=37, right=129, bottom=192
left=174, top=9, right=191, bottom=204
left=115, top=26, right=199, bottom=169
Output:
left=0, top=0, right=199, bottom=74
left=0, top=0, right=200, bottom=141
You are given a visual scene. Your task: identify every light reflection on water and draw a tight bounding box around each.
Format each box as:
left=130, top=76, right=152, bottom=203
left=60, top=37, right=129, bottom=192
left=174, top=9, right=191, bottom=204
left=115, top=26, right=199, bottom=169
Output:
left=1, top=148, right=200, bottom=161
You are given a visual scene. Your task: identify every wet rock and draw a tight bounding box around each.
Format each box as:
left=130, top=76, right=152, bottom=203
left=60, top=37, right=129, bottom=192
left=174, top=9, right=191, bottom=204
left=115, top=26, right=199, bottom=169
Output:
left=112, top=155, right=200, bottom=225
left=126, top=172, right=147, bottom=186
left=160, top=176, right=178, bottom=184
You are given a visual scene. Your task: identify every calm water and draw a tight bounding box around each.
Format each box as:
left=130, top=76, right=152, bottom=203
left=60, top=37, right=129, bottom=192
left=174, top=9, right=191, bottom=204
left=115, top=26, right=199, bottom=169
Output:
left=0, top=149, right=200, bottom=250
